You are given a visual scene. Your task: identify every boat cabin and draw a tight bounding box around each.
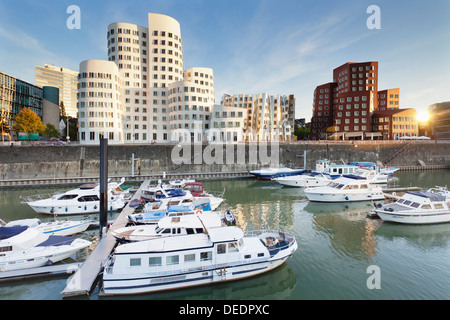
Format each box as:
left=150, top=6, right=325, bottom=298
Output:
left=183, top=182, right=204, bottom=196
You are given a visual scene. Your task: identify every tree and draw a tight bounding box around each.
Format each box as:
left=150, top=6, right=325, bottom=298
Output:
left=42, top=123, right=60, bottom=139
left=60, top=101, right=66, bottom=118
left=294, top=126, right=310, bottom=140
left=12, top=107, right=46, bottom=138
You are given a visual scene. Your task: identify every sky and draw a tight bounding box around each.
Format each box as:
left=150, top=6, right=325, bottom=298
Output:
left=0, top=0, right=449, bottom=120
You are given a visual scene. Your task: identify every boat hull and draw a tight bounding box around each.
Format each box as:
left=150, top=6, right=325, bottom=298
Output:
left=376, top=210, right=450, bottom=224
left=27, top=200, right=125, bottom=215
left=250, top=169, right=305, bottom=179
left=102, top=249, right=295, bottom=296
left=305, top=190, right=385, bottom=202
left=0, top=238, right=91, bottom=272
left=274, top=177, right=330, bottom=188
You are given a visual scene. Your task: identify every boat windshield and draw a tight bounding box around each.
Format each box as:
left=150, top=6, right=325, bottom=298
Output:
left=328, top=182, right=345, bottom=189
left=58, top=194, right=78, bottom=200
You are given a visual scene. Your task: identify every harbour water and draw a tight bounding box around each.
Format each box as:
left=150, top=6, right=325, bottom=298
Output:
left=1, top=170, right=450, bottom=300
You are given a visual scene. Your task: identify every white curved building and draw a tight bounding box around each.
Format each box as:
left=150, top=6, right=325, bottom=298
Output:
left=169, top=67, right=215, bottom=143
left=77, top=60, right=123, bottom=144
left=77, top=13, right=294, bottom=145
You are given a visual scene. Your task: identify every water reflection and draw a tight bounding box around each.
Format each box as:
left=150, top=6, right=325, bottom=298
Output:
left=306, top=201, right=382, bottom=263
left=375, top=222, right=450, bottom=249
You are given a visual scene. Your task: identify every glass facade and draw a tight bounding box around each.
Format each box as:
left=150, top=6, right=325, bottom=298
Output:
left=0, top=72, right=44, bottom=124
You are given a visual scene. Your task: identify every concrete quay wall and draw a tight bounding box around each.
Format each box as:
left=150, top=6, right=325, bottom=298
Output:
left=0, top=142, right=449, bottom=181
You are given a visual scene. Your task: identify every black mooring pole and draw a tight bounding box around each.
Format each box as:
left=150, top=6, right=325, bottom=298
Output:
left=99, top=137, right=108, bottom=238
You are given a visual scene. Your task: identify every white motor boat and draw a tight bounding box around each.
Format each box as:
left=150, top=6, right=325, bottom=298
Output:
left=0, top=226, right=91, bottom=272
left=347, top=162, right=400, bottom=176
left=23, top=178, right=127, bottom=215
left=249, top=167, right=306, bottom=179
left=140, top=185, right=192, bottom=203
left=128, top=197, right=215, bottom=225
left=351, top=168, right=389, bottom=184
left=304, top=174, right=385, bottom=202
left=140, top=182, right=224, bottom=210
left=102, top=226, right=297, bottom=296
left=112, top=212, right=224, bottom=242
left=2, top=218, right=92, bottom=236
left=374, top=188, right=450, bottom=224
left=273, top=172, right=333, bottom=188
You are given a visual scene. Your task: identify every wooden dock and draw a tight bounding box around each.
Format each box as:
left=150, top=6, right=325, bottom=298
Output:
left=61, top=180, right=150, bottom=298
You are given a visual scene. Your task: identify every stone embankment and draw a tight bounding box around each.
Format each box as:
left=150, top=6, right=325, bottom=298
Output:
left=0, top=141, right=449, bottom=187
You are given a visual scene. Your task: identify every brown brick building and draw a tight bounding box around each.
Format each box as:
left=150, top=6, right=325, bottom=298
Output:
left=310, top=61, right=402, bottom=140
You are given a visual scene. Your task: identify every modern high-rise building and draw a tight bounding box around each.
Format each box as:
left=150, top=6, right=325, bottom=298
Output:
left=221, top=93, right=295, bottom=141
left=1, top=71, right=44, bottom=123
left=309, top=61, right=405, bottom=140
left=35, top=64, right=79, bottom=117
left=78, top=13, right=294, bottom=145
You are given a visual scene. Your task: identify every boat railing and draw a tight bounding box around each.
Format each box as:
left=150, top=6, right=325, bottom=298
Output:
left=244, top=230, right=296, bottom=254
left=19, top=192, right=62, bottom=203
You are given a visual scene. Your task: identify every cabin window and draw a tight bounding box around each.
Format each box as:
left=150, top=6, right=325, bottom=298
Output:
left=186, top=228, right=195, bottom=234
left=410, top=202, right=420, bottom=208
left=200, top=251, right=212, bottom=261
left=228, top=242, right=239, bottom=253
left=217, top=244, right=226, bottom=254
left=257, top=253, right=264, bottom=257
left=172, top=228, right=181, bottom=234
left=403, top=200, right=412, bottom=206
left=161, top=229, right=170, bottom=234
left=77, top=195, right=100, bottom=202
left=149, top=257, right=162, bottom=266
left=360, top=184, right=368, bottom=189
left=397, top=199, right=405, bottom=204
left=166, top=255, right=179, bottom=265
left=0, top=246, right=12, bottom=252
left=195, top=228, right=203, bottom=233
left=130, top=258, right=141, bottom=266
left=58, top=194, right=78, bottom=200
left=244, top=254, right=251, bottom=259
left=433, top=203, right=444, bottom=209
left=421, top=204, right=432, bottom=209
left=184, top=254, right=195, bottom=262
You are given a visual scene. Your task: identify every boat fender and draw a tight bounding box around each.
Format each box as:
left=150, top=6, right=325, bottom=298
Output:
left=110, top=206, right=113, bottom=211
left=94, top=205, right=97, bottom=210
left=345, top=196, right=349, bottom=201
left=196, top=210, right=202, bottom=214
left=65, top=207, right=68, bottom=212
left=84, top=205, right=87, bottom=211
left=50, top=207, right=55, bottom=214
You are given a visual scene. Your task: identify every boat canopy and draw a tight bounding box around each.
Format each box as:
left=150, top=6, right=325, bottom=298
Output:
left=0, top=226, right=28, bottom=240
left=406, top=191, right=446, bottom=202
left=36, top=235, right=76, bottom=247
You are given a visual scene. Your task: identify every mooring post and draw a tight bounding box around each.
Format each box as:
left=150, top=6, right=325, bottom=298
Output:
left=99, top=137, right=108, bottom=238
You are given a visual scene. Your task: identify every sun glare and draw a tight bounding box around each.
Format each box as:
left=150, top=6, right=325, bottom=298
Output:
left=416, top=111, right=430, bottom=122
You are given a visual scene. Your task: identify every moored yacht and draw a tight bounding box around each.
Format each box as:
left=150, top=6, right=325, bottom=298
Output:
left=23, top=178, right=127, bottom=215
left=112, top=212, right=224, bottom=242
left=249, top=167, right=306, bottom=179
left=304, top=174, right=385, bottom=202
left=0, top=226, right=91, bottom=272
left=374, top=188, right=450, bottom=224
left=2, top=218, right=92, bottom=236
left=273, top=172, right=333, bottom=188
left=128, top=198, right=214, bottom=225
left=102, top=226, right=297, bottom=296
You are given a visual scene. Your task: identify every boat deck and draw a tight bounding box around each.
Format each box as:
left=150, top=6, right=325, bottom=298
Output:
left=61, top=180, right=150, bottom=298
